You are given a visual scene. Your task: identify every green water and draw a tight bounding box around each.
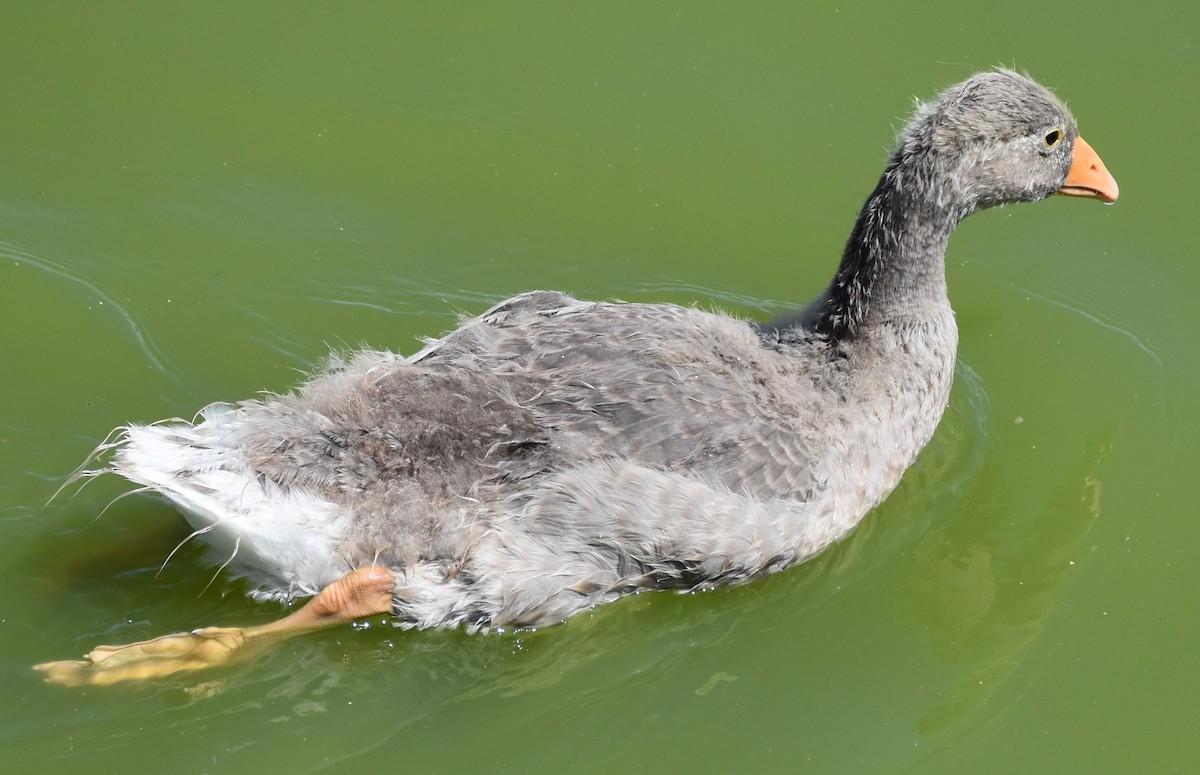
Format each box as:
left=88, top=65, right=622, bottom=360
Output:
left=2, top=2, right=1194, bottom=772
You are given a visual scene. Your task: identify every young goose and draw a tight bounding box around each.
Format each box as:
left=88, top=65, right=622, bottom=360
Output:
left=38, top=70, right=1118, bottom=686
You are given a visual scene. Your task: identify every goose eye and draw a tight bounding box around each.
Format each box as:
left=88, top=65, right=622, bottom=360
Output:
left=1043, top=128, right=1063, bottom=149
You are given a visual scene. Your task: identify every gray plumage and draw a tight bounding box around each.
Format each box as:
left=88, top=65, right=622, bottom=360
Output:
left=102, top=71, right=1092, bottom=631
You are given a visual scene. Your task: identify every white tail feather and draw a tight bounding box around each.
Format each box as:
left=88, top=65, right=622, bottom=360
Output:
left=112, top=407, right=350, bottom=601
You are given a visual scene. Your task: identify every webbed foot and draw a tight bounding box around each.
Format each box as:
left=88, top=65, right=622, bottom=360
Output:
left=36, top=566, right=396, bottom=687
left=35, top=626, right=255, bottom=686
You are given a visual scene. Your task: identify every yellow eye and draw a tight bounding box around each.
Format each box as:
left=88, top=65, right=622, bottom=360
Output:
left=1043, top=128, right=1064, bottom=148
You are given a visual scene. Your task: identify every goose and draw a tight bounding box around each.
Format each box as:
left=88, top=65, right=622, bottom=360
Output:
left=37, top=70, right=1118, bottom=686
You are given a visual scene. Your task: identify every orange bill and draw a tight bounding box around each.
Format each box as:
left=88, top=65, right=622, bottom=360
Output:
left=1057, top=136, right=1119, bottom=203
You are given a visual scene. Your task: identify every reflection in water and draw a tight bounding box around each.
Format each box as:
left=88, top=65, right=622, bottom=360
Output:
left=905, top=423, right=1111, bottom=735
left=869, top=275, right=1160, bottom=739
left=29, top=582, right=766, bottom=772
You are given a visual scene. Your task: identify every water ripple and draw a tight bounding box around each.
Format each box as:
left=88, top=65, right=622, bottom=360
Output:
left=1010, top=281, right=1166, bottom=376
left=0, top=238, right=180, bottom=381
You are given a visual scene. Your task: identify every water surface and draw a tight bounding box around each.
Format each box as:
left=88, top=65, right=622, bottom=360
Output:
left=2, top=3, right=1195, bottom=773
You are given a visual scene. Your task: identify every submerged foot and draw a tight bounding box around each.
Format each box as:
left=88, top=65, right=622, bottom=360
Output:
left=35, top=627, right=259, bottom=687
left=35, top=566, right=396, bottom=687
